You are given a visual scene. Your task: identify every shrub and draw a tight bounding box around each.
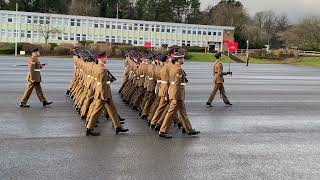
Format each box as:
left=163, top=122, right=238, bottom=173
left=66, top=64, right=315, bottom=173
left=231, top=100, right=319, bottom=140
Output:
left=48, top=43, right=58, bottom=50
left=53, top=47, right=73, bottom=56
left=0, top=48, right=15, bottom=54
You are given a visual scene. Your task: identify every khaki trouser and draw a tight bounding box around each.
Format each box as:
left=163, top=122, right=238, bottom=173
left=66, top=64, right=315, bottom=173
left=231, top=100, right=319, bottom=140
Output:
left=21, top=82, right=46, bottom=103
left=177, top=102, right=193, bottom=132
left=148, top=95, right=160, bottom=120
left=150, top=97, right=168, bottom=125
left=86, top=98, right=121, bottom=129
left=142, top=92, right=155, bottom=116
left=207, top=83, right=229, bottom=104
left=160, top=100, right=178, bottom=133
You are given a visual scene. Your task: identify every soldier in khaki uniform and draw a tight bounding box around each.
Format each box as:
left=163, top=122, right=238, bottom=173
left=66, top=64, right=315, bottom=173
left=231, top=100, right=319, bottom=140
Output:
left=86, top=51, right=128, bottom=136
left=206, top=52, right=232, bottom=107
left=20, top=48, right=52, bottom=108
left=159, top=54, right=200, bottom=138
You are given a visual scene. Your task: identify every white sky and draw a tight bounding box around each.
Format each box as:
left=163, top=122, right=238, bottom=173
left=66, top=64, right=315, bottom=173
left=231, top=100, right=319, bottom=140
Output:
left=200, top=0, right=320, bottom=22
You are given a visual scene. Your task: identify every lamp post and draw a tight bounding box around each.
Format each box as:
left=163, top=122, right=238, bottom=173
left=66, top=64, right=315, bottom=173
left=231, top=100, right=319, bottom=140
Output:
left=246, top=40, right=249, bottom=66
left=15, top=2, right=18, bottom=56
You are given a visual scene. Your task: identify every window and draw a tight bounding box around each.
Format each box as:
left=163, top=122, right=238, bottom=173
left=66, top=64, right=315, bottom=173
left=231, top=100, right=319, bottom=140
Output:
left=27, top=16, right=32, bottom=23
left=106, top=22, right=110, bottom=28
left=134, top=24, right=138, bottom=30
left=111, top=36, right=115, bottom=43
left=161, top=26, right=165, bottom=32
left=33, top=31, right=38, bottom=38
left=87, top=34, right=93, bottom=41
left=106, top=36, right=110, bottom=42
left=203, top=30, right=207, bottom=35
left=76, top=34, right=81, bottom=41
left=58, top=33, right=62, bottom=40
left=81, top=34, right=86, bottom=41
left=8, top=30, right=13, bottom=37
left=58, top=18, right=63, bottom=26
left=45, top=17, right=50, bottom=24
left=51, top=33, right=57, bottom=40
left=77, top=19, right=81, bottom=26
left=208, top=31, right=211, bottom=35
left=39, top=16, right=45, bottom=24
left=156, top=25, right=160, bottom=32
left=14, top=30, right=18, bottom=37
left=117, top=24, right=121, bottom=29
left=133, top=39, right=137, bottom=45
left=94, top=35, right=99, bottom=41
left=99, top=21, right=104, bottom=28
left=33, top=16, right=38, bottom=24
left=213, top=32, right=217, bottom=36
left=166, top=27, right=170, bottom=33
left=123, top=23, right=127, bottom=30
left=187, top=41, right=191, bottom=46
left=218, top=32, right=222, bottom=36
left=88, top=20, right=93, bottom=28
left=94, top=21, right=99, bottom=28
left=117, top=36, right=121, bottom=43
left=0, top=29, right=6, bottom=37
left=187, top=29, right=191, bottom=34
left=70, top=34, right=75, bottom=41
left=64, top=33, right=69, bottom=40
left=172, top=26, right=176, bottom=33
left=139, top=24, right=144, bottom=31
left=82, top=19, right=87, bottom=27
left=27, top=31, right=31, bottom=38
left=20, top=30, right=26, bottom=38
left=193, top=29, right=196, bottom=35
left=112, top=22, right=116, bottom=29
left=128, top=24, right=133, bottom=30
left=151, top=25, right=155, bottom=32
left=21, top=15, right=27, bottom=23
left=139, top=38, right=143, bottom=45
left=145, top=24, right=149, bottom=31
left=70, top=19, right=75, bottom=26
left=198, top=30, right=202, bottom=35
left=182, top=29, right=186, bottom=34
left=8, top=15, right=13, bottom=23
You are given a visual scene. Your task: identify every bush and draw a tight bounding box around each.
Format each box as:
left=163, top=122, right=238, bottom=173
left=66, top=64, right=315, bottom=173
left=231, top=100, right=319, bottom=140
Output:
left=48, top=43, right=58, bottom=50
left=53, top=47, right=73, bottom=56
left=0, top=48, right=15, bottom=55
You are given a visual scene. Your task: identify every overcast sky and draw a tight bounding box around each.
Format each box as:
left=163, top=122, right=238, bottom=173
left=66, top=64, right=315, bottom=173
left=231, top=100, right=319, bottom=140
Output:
left=200, top=0, right=320, bottom=22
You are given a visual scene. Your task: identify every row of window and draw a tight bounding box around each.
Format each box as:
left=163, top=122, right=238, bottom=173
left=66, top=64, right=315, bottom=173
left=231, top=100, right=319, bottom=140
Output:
left=0, top=29, right=210, bottom=46
left=1, top=13, right=223, bottom=36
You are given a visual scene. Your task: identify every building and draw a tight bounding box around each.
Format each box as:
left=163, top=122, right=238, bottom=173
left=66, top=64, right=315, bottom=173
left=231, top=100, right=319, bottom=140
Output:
left=0, top=10, right=234, bottom=51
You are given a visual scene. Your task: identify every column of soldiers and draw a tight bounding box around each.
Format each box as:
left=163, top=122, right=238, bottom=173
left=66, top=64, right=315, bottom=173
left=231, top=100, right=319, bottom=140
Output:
left=119, top=48, right=200, bottom=139
left=66, top=48, right=128, bottom=136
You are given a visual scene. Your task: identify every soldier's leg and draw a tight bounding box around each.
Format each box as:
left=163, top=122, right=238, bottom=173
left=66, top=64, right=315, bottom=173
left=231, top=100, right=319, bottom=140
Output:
left=140, top=90, right=149, bottom=110
left=34, top=82, right=46, bottom=102
left=148, top=95, right=160, bottom=120
left=150, top=97, right=168, bottom=125
left=207, top=83, right=221, bottom=104
left=160, top=100, right=178, bottom=134
left=104, top=99, right=121, bottom=128
left=157, top=103, right=169, bottom=125
left=21, top=82, right=35, bottom=104
left=177, top=101, right=193, bottom=132
left=219, top=84, right=230, bottom=103
left=86, top=99, right=104, bottom=129
left=142, top=93, right=156, bottom=116
left=119, top=75, right=129, bottom=93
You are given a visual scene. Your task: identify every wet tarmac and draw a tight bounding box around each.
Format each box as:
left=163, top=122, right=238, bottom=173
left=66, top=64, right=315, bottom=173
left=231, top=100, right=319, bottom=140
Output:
left=0, top=56, right=320, bottom=179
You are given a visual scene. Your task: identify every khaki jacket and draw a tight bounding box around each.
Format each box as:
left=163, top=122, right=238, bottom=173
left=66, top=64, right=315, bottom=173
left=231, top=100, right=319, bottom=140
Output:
left=214, top=60, right=224, bottom=84
left=158, top=63, right=170, bottom=97
left=94, top=64, right=111, bottom=100
left=27, top=57, right=42, bottom=82
left=146, top=63, right=157, bottom=92
left=168, top=63, right=183, bottom=100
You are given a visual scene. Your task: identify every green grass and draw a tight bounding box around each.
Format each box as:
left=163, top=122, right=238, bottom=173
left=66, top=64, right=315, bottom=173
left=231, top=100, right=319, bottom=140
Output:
left=293, top=57, right=320, bottom=66
left=188, top=52, right=235, bottom=63
left=245, top=57, right=279, bottom=64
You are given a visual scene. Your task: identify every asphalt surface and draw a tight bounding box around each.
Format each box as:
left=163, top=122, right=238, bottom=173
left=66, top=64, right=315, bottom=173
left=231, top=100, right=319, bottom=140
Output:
left=0, top=56, right=320, bottom=180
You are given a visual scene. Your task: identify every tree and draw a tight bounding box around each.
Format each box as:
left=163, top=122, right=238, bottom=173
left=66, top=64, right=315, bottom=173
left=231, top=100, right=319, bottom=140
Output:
left=33, top=0, right=68, bottom=14
left=0, top=0, right=7, bottom=10
left=36, top=20, right=61, bottom=44
left=185, top=0, right=202, bottom=24
left=69, top=0, right=99, bottom=17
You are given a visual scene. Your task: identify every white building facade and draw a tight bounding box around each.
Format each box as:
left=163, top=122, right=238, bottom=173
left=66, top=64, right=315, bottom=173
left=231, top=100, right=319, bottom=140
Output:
left=0, top=10, right=234, bottom=51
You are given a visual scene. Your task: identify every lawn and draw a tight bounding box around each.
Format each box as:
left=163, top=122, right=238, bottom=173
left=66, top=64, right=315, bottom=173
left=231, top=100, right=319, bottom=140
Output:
left=187, top=52, right=235, bottom=63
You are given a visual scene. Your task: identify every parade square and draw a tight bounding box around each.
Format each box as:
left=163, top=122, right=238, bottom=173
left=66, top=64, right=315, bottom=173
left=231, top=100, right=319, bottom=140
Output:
left=0, top=56, right=319, bottom=179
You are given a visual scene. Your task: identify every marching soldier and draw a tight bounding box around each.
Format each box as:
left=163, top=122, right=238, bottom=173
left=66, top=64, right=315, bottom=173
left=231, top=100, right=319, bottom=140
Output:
left=20, top=48, right=52, bottom=108
left=206, top=52, right=232, bottom=107
left=86, top=51, right=128, bottom=136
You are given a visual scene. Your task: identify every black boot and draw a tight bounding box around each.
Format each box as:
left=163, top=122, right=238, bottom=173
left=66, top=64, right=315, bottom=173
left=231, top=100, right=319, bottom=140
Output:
left=66, top=90, right=70, bottom=95
left=206, top=102, right=214, bottom=107
left=150, top=124, right=156, bottom=130
left=141, top=115, right=147, bottom=120
left=182, top=128, right=186, bottom=134
left=187, top=129, right=200, bottom=135
left=43, top=101, right=53, bottom=107
left=159, top=132, right=172, bottom=139
left=147, top=120, right=151, bottom=126
left=115, top=127, right=129, bottom=134
left=225, top=102, right=233, bottom=106
left=118, top=115, right=125, bottom=121
left=80, top=115, right=86, bottom=120
left=86, top=129, right=100, bottom=136
left=154, top=124, right=161, bottom=131
left=177, top=123, right=182, bottom=129
left=20, top=102, right=30, bottom=108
